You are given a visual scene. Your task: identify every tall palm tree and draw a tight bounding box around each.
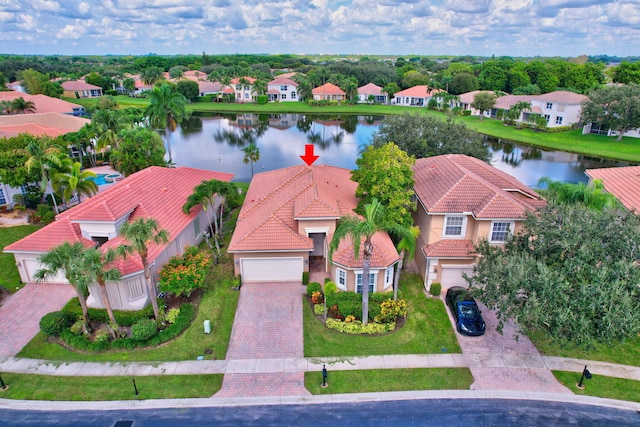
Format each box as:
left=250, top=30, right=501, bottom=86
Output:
left=242, top=143, right=260, bottom=177
left=34, top=242, right=93, bottom=333
left=117, top=218, right=169, bottom=320
left=145, top=83, right=189, bottom=163
left=10, top=97, right=36, bottom=114
left=82, top=248, right=121, bottom=336
left=214, top=181, right=240, bottom=239
left=51, top=161, right=98, bottom=205
left=329, top=199, right=412, bottom=325
left=141, top=67, right=164, bottom=86
left=24, top=137, right=62, bottom=212
left=92, top=109, right=128, bottom=152
left=0, top=99, right=12, bottom=115
left=392, top=226, right=420, bottom=301
left=183, top=179, right=224, bottom=258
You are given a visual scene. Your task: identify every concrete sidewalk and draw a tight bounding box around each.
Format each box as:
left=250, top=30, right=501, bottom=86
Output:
left=1, top=353, right=638, bottom=381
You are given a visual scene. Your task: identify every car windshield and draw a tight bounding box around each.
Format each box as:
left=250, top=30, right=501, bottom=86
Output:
left=460, top=303, right=480, bottom=318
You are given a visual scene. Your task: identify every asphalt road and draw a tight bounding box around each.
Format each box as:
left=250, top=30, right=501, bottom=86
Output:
left=1, top=399, right=638, bottom=426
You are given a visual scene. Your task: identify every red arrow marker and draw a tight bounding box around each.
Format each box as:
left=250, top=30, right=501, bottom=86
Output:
left=300, top=144, right=319, bottom=166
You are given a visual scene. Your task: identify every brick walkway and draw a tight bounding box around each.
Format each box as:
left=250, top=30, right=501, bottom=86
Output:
left=0, top=283, right=75, bottom=357
left=217, top=282, right=310, bottom=398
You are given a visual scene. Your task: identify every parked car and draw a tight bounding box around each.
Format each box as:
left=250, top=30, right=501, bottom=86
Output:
left=445, top=286, right=486, bottom=336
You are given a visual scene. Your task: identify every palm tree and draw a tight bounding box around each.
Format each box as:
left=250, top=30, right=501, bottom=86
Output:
left=392, top=226, right=420, bottom=301
left=10, top=97, right=36, bottom=114
left=214, top=181, right=239, bottom=239
left=183, top=179, right=224, bottom=258
left=141, top=67, right=164, bottom=86
left=92, top=109, right=128, bottom=152
left=24, top=137, right=62, bottom=212
left=51, top=161, right=98, bottom=205
left=329, top=199, right=412, bottom=325
left=145, top=83, right=189, bottom=163
left=34, top=242, right=93, bottom=333
left=242, top=143, right=260, bottom=177
left=117, top=218, right=169, bottom=321
left=82, top=248, right=121, bottom=336
left=0, top=99, right=12, bottom=115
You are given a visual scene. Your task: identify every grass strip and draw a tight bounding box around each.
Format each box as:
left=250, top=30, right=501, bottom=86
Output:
left=305, top=368, right=473, bottom=395
left=0, top=374, right=222, bottom=400
left=0, top=224, right=41, bottom=293
left=552, top=371, right=640, bottom=403
left=304, top=273, right=460, bottom=357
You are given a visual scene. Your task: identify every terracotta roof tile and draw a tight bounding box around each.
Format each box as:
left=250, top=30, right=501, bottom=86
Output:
left=533, top=91, right=588, bottom=104
left=61, top=80, right=102, bottom=91
left=312, top=83, right=345, bottom=95
left=332, top=232, right=399, bottom=268
left=268, top=77, right=298, bottom=87
left=585, top=166, right=640, bottom=212
left=394, top=85, right=444, bottom=98
left=357, top=83, right=383, bottom=95
left=423, top=239, right=476, bottom=258
left=0, top=92, right=83, bottom=114
left=413, top=154, right=545, bottom=219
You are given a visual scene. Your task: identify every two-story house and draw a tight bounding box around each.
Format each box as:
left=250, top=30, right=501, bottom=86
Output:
left=228, top=165, right=399, bottom=293
left=4, top=167, right=234, bottom=311
left=529, top=91, right=588, bottom=128
left=267, top=77, right=299, bottom=102
left=412, top=154, right=546, bottom=290
left=230, top=77, right=257, bottom=103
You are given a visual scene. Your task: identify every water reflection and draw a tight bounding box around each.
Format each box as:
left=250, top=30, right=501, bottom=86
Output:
left=168, top=113, right=631, bottom=185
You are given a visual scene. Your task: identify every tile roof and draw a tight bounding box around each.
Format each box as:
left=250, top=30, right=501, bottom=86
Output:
left=357, top=83, right=383, bottom=95
left=394, top=85, right=444, bottom=98
left=229, top=164, right=398, bottom=268
left=198, top=81, right=223, bottom=93
left=533, top=91, right=588, bottom=104
left=0, top=91, right=83, bottom=114
left=413, top=154, right=545, bottom=219
left=231, top=77, right=257, bottom=84
left=5, top=167, right=234, bottom=276
left=0, top=112, right=90, bottom=138
left=61, top=80, right=102, bottom=91
left=312, top=83, right=345, bottom=95
left=494, top=94, right=533, bottom=110
left=268, top=77, right=298, bottom=87
left=332, top=231, right=400, bottom=269
left=585, top=166, right=640, bottom=213
left=423, top=239, right=476, bottom=258
left=458, top=90, right=492, bottom=104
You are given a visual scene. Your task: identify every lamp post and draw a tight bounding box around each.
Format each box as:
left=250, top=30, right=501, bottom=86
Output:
left=321, top=364, right=328, bottom=388
left=132, top=378, right=139, bottom=396
left=576, top=365, right=592, bottom=390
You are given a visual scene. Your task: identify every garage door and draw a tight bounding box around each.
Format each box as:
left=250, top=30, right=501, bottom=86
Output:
left=240, top=257, right=303, bottom=282
left=440, top=265, right=474, bottom=288
left=23, top=258, right=66, bottom=283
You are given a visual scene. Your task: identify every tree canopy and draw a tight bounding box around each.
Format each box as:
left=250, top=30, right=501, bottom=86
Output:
left=467, top=202, right=640, bottom=347
left=580, top=84, right=640, bottom=141
left=109, top=127, right=167, bottom=176
left=372, top=113, right=490, bottom=162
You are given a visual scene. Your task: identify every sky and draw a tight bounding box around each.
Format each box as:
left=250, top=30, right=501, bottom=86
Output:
left=1, top=0, right=639, bottom=57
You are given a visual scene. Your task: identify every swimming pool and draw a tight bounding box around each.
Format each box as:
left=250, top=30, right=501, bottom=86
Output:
left=89, top=173, right=108, bottom=186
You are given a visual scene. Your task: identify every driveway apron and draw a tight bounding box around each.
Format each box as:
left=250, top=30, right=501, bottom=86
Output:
left=0, top=283, right=75, bottom=357
left=454, top=300, right=572, bottom=394
left=216, top=282, right=310, bottom=398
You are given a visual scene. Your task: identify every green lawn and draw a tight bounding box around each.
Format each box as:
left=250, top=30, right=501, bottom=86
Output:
left=0, top=224, right=41, bottom=293
left=305, top=368, right=473, bottom=395
left=0, top=373, right=222, bottom=400
left=304, top=273, right=460, bottom=357
left=529, top=331, right=640, bottom=367
left=552, top=371, right=640, bottom=403
left=17, top=222, right=240, bottom=362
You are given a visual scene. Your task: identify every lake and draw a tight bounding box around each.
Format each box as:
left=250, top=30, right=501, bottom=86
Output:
left=168, top=113, right=632, bottom=186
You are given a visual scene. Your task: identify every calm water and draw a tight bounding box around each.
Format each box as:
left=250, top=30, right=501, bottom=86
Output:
left=167, top=113, right=632, bottom=186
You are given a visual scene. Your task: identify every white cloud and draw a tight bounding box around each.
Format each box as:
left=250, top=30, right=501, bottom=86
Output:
left=32, top=0, right=60, bottom=12
left=78, top=2, right=90, bottom=14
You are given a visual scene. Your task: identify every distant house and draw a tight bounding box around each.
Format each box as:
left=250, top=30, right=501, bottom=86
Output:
left=4, top=167, right=234, bottom=311
left=392, top=85, right=443, bottom=107
left=357, top=83, right=387, bottom=104
left=530, top=91, right=587, bottom=128
left=412, top=154, right=546, bottom=290
left=312, top=83, right=346, bottom=102
left=0, top=112, right=90, bottom=139
left=267, top=77, right=299, bottom=102
left=585, top=166, right=640, bottom=212
left=198, top=81, right=224, bottom=98
left=230, top=77, right=257, bottom=103
left=0, top=92, right=85, bottom=116
left=61, top=81, right=103, bottom=98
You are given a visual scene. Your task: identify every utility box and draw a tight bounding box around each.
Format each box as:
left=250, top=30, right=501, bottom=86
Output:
left=204, top=320, right=211, bottom=334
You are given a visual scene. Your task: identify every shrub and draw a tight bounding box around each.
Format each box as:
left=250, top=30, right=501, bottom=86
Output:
left=327, top=304, right=344, bottom=320
left=302, top=271, right=309, bottom=286
left=63, top=299, right=154, bottom=327
left=39, top=311, right=75, bottom=337
left=313, top=304, right=326, bottom=315
left=159, top=246, right=211, bottom=297
left=131, top=318, right=158, bottom=341
left=70, top=320, right=85, bottom=335
left=257, top=95, right=268, bottom=104
left=374, top=299, right=408, bottom=323
left=324, top=277, right=332, bottom=284
left=430, top=282, right=442, bottom=296
left=324, top=281, right=338, bottom=295
left=165, top=308, right=181, bottom=324
left=94, top=329, right=110, bottom=347
left=327, top=291, right=361, bottom=319
left=344, top=315, right=356, bottom=323
left=307, top=281, right=321, bottom=296
left=311, top=291, right=324, bottom=305
left=325, top=318, right=395, bottom=334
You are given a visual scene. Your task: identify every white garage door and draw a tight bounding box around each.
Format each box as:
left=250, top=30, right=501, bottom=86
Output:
left=23, top=258, right=67, bottom=283
left=440, top=265, right=474, bottom=288
left=240, top=257, right=303, bottom=282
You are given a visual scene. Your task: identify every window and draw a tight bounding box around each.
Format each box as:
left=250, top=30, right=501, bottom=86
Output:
left=545, top=102, right=553, bottom=109
left=490, top=221, right=513, bottom=242
left=544, top=114, right=550, bottom=122
left=444, top=216, right=465, bottom=237
left=128, top=277, right=144, bottom=300
left=0, top=188, right=6, bottom=205
left=194, top=217, right=201, bottom=237
left=555, top=116, right=563, bottom=125
left=236, top=85, right=242, bottom=90
left=280, top=85, right=287, bottom=91
left=384, top=266, right=394, bottom=289
left=281, top=93, right=287, bottom=100
left=355, top=271, right=376, bottom=294
left=291, top=91, right=296, bottom=99
left=337, top=268, right=347, bottom=290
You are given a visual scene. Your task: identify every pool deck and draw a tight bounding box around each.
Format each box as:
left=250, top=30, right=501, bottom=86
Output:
left=87, top=165, right=120, bottom=193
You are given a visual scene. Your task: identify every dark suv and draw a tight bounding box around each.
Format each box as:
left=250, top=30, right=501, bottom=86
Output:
left=445, top=286, right=486, bottom=336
